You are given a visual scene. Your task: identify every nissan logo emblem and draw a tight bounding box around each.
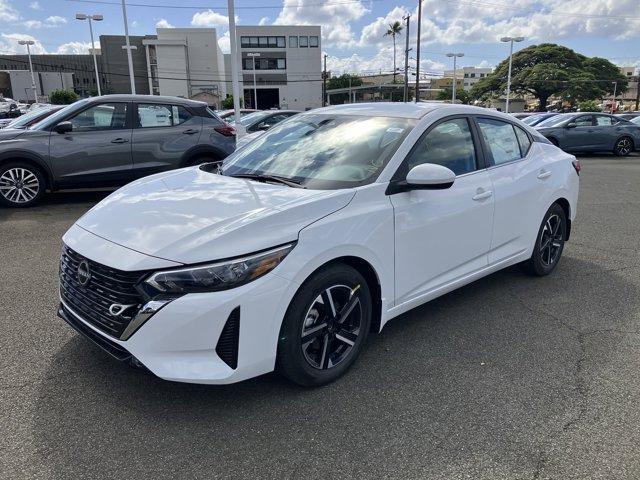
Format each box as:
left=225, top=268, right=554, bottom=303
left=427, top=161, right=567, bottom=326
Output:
left=77, top=260, right=91, bottom=287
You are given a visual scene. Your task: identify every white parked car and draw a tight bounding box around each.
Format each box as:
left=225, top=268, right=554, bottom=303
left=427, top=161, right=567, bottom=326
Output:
left=58, top=103, right=580, bottom=386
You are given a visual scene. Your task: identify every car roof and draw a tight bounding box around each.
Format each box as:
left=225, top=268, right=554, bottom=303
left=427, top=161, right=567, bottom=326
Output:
left=88, top=94, right=207, bottom=107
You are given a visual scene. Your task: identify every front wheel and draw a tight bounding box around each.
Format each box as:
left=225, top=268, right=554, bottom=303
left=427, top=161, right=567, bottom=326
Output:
left=522, top=203, right=566, bottom=276
left=0, top=162, right=45, bottom=207
left=614, top=137, right=633, bottom=157
left=277, top=264, right=372, bottom=387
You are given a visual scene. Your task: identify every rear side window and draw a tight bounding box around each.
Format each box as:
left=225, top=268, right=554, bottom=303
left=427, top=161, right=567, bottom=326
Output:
left=514, top=125, right=532, bottom=156
left=595, top=115, right=613, bottom=126
left=405, top=118, right=477, bottom=176
left=477, top=118, right=521, bottom=165
left=137, top=104, right=192, bottom=128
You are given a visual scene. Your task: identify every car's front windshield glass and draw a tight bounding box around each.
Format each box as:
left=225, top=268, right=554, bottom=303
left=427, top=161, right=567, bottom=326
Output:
left=31, top=99, right=89, bottom=130
left=221, top=113, right=416, bottom=190
left=6, top=107, right=54, bottom=128
left=536, top=113, right=574, bottom=127
left=237, top=111, right=270, bottom=126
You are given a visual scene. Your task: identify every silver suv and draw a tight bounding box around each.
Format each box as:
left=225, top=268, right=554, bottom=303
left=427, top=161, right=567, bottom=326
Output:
left=0, top=94, right=236, bottom=207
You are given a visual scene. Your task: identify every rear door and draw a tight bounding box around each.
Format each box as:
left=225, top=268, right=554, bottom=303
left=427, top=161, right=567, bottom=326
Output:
left=131, top=102, right=202, bottom=177
left=592, top=114, right=619, bottom=149
left=49, top=101, right=133, bottom=186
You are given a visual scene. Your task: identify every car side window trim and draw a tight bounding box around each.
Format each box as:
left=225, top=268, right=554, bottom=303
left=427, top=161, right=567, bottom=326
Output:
left=390, top=114, right=486, bottom=183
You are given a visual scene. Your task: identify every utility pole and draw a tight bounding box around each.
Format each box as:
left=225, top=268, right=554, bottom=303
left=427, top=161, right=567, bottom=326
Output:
left=18, top=40, right=37, bottom=103
left=414, top=0, right=422, bottom=102
left=446, top=52, right=464, bottom=103
left=323, top=54, right=328, bottom=107
left=227, top=0, right=243, bottom=136
left=120, top=0, right=136, bottom=94
left=635, top=75, right=639, bottom=111
left=612, top=81, right=618, bottom=113
left=403, top=14, right=411, bottom=102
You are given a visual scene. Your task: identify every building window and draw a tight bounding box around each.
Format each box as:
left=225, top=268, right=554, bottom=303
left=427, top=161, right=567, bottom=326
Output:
left=243, top=57, right=286, bottom=70
left=259, top=36, right=268, bottom=47
left=241, top=36, right=286, bottom=48
left=277, top=58, right=286, bottom=69
left=299, top=36, right=308, bottom=47
left=277, top=36, right=285, bottom=47
left=309, top=36, right=318, bottom=47
left=470, top=73, right=476, bottom=77
left=289, top=36, right=298, bottom=48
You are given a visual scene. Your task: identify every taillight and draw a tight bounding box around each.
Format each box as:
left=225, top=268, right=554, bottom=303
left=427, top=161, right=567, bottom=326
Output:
left=572, top=159, right=581, bottom=175
left=214, top=123, right=236, bottom=137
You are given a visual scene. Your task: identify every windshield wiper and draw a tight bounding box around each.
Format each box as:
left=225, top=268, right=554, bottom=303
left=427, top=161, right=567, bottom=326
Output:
left=229, top=173, right=306, bottom=188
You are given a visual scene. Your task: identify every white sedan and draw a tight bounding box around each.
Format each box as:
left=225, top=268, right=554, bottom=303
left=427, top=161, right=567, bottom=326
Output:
left=58, top=103, right=579, bottom=386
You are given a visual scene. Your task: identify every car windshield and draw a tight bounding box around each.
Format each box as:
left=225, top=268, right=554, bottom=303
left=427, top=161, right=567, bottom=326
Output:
left=5, top=107, right=56, bottom=129
left=221, top=113, right=416, bottom=190
left=236, top=111, right=271, bottom=126
left=31, top=99, right=89, bottom=130
left=523, top=114, right=549, bottom=125
left=632, top=116, right=640, bottom=125
left=536, top=113, right=574, bottom=127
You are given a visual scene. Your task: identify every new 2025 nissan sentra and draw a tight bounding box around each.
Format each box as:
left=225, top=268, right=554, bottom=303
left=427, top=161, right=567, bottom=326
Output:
left=58, top=103, right=580, bottom=387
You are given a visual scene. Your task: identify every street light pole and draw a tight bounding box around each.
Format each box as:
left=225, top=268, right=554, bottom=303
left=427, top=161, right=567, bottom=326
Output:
left=500, top=36, right=524, bottom=113
left=247, top=53, right=260, bottom=109
left=18, top=40, right=37, bottom=103
left=403, top=14, right=411, bottom=102
left=76, top=13, right=103, bottom=96
left=120, top=0, right=136, bottom=94
left=612, top=81, right=618, bottom=113
left=446, top=52, right=464, bottom=103
left=414, top=0, right=422, bottom=103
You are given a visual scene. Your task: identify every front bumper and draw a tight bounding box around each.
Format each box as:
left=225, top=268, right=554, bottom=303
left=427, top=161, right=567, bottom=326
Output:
left=59, top=268, right=296, bottom=385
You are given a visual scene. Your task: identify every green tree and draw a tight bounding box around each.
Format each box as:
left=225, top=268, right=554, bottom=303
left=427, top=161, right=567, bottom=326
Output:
left=470, top=44, right=627, bottom=111
left=578, top=100, right=601, bottom=112
left=49, top=89, right=78, bottom=105
left=327, top=74, right=363, bottom=104
left=221, top=95, right=243, bottom=109
left=436, top=86, right=471, bottom=104
left=384, top=20, right=403, bottom=84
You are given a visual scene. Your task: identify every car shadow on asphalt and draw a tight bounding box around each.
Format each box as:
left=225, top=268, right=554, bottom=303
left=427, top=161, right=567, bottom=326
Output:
left=31, top=254, right=640, bottom=478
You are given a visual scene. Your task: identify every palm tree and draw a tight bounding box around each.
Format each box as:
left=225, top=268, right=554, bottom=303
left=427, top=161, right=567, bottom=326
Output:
left=384, top=21, right=403, bottom=84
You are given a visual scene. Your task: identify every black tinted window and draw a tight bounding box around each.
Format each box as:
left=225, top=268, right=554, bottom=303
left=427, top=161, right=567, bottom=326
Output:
left=406, top=118, right=477, bottom=175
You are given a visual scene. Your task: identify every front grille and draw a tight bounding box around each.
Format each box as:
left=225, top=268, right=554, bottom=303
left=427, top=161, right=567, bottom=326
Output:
left=59, top=245, right=147, bottom=339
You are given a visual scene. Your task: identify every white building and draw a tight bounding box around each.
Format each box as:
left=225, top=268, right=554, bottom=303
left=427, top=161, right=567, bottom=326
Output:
left=235, top=25, right=322, bottom=110
left=0, top=70, right=73, bottom=102
left=143, top=28, right=227, bottom=106
left=443, top=66, right=493, bottom=91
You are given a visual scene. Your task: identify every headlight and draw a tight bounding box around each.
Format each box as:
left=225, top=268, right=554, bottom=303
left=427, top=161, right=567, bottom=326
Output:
left=142, top=243, right=295, bottom=295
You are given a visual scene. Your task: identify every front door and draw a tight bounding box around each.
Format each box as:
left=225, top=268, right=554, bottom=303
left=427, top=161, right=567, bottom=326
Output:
left=562, top=115, right=595, bottom=150
left=131, top=102, right=203, bottom=177
left=49, top=102, right=132, bottom=186
left=390, top=117, right=494, bottom=305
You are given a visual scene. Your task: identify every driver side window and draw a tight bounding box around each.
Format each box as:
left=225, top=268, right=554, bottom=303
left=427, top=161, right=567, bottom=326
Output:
left=574, top=115, right=593, bottom=127
left=405, top=118, right=477, bottom=176
left=68, top=103, right=129, bottom=132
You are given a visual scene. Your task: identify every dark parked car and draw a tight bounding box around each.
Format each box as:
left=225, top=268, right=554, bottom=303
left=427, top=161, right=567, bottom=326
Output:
left=535, top=112, right=640, bottom=156
left=0, top=105, right=63, bottom=129
left=522, top=112, right=558, bottom=126
left=217, top=108, right=259, bottom=123
left=0, top=94, right=235, bottom=207
left=616, top=112, right=640, bottom=121
left=234, top=110, right=300, bottom=133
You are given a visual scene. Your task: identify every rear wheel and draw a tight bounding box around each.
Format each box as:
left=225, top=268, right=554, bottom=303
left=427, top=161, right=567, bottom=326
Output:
left=277, top=264, right=372, bottom=387
left=614, top=136, right=633, bottom=156
left=0, top=162, right=45, bottom=207
left=522, top=203, right=566, bottom=276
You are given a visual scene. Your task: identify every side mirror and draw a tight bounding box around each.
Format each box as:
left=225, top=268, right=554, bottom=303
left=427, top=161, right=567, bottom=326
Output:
left=566, top=122, right=577, bottom=129
left=54, top=121, right=73, bottom=134
left=387, top=163, right=456, bottom=195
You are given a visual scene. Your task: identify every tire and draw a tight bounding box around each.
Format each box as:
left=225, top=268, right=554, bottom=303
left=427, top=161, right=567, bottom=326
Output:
left=522, top=203, right=567, bottom=276
left=277, top=264, right=372, bottom=387
left=0, top=162, right=46, bottom=208
left=613, top=136, right=633, bottom=157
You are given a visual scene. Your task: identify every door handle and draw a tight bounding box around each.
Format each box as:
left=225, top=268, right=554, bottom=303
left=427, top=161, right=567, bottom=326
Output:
left=537, top=169, right=552, bottom=180
left=183, top=129, right=199, bottom=135
left=111, top=138, right=129, bottom=144
left=472, top=188, right=492, bottom=201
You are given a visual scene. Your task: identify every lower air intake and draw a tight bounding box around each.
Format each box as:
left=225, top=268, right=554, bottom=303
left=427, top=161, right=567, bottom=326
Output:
left=216, top=307, right=240, bottom=369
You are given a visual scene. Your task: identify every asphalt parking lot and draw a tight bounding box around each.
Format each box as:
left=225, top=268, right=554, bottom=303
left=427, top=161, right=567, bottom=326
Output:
left=1, top=154, right=640, bottom=480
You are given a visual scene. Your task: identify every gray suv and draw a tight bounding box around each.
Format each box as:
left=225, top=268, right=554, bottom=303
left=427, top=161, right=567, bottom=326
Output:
left=0, top=94, right=235, bottom=207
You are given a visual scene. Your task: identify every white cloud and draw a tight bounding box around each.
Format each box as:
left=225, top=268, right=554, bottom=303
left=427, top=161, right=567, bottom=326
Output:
left=0, top=0, right=18, bottom=22
left=273, top=0, right=368, bottom=48
left=131, top=20, right=138, bottom=28
left=359, top=6, right=409, bottom=47
left=23, top=20, right=42, bottom=29
left=0, top=33, right=46, bottom=54
left=155, top=18, right=174, bottom=29
left=29, top=1, right=40, bottom=10
left=191, top=10, right=230, bottom=27
left=45, top=15, right=67, bottom=26
left=218, top=30, right=230, bottom=54
left=258, top=16, right=269, bottom=26
left=55, top=41, right=93, bottom=55
left=326, top=47, right=445, bottom=76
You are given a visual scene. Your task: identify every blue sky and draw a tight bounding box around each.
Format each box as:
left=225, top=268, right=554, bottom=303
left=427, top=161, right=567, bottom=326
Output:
left=1, top=0, right=639, bottom=76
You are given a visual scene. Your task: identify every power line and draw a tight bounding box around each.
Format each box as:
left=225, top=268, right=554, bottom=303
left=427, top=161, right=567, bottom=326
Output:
left=65, top=0, right=386, bottom=11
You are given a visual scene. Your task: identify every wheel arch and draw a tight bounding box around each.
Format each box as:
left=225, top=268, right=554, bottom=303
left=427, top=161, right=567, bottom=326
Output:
left=0, top=152, right=53, bottom=189
left=553, top=197, right=571, bottom=241
left=180, top=145, right=228, bottom=167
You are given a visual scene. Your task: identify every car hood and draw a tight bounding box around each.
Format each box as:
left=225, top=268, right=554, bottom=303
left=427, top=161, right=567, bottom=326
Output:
left=0, top=128, right=25, bottom=140
left=76, top=167, right=355, bottom=265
